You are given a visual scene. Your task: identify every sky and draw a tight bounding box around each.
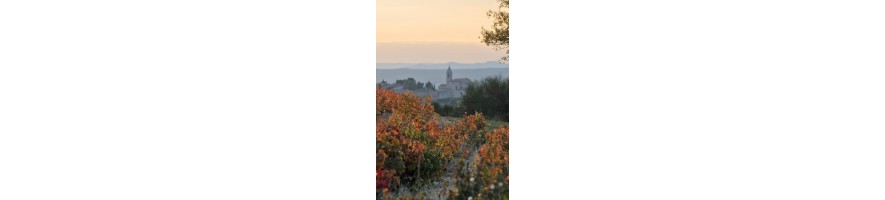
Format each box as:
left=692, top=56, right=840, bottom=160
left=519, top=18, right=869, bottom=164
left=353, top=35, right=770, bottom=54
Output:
left=377, top=0, right=505, bottom=63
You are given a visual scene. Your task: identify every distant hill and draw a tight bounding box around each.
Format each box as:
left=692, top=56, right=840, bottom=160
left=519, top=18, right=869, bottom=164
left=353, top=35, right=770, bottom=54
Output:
left=377, top=68, right=508, bottom=84
left=376, top=61, right=508, bottom=70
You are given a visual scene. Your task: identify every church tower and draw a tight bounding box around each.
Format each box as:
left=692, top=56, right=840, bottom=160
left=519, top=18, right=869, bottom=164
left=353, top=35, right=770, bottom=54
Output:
left=446, top=65, right=452, bottom=83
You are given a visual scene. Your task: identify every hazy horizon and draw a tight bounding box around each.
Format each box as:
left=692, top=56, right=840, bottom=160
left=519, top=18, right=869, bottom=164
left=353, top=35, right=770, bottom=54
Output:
left=377, top=42, right=505, bottom=63
left=377, top=68, right=508, bottom=84
left=376, top=61, right=508, bottom=70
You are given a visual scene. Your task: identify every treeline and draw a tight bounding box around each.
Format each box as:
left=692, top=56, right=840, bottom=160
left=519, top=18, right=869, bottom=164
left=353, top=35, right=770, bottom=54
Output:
left=433, top=76, right=508, bottom=121
left=380, top=78, right=435, bottom=91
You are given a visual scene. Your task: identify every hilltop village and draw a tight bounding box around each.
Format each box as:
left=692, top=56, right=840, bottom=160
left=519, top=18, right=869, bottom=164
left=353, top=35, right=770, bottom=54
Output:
left=377, top=66, right=473, bottom=100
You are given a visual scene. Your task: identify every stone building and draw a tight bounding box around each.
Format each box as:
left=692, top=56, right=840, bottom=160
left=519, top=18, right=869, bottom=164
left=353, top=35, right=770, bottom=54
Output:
left=437, top=66, right=471, bottom=99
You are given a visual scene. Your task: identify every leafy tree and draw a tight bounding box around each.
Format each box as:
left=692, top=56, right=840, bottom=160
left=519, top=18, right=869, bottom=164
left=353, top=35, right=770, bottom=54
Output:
left=425, top=82, right=435, bottom=90
left=395, top=78, right=420, bottom=90
left=481, top=0, right=509, bottom=62
left=461, top=76, right=508, bottom=121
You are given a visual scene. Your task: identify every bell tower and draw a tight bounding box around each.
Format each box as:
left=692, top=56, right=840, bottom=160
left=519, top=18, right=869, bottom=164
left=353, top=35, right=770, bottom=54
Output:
left=446, top=65, right=453, bottom=83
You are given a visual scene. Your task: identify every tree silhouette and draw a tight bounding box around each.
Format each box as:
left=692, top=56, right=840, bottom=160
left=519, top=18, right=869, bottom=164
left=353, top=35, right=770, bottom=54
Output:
left=481, top=0, right=509, bottom=62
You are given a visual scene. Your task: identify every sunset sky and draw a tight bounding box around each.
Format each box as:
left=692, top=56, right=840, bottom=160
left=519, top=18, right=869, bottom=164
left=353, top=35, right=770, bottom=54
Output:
left=377, top=0, right=505, bottom=63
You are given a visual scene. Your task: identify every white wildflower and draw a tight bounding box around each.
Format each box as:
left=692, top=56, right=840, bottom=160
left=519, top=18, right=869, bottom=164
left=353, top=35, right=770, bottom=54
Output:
left=498, top=182, right=503, bottom=187
left=490, top=184, right=495, bottom=189
left=469, top=177, right=474, bottom=182
left=468, top=197, right=473, bottom=200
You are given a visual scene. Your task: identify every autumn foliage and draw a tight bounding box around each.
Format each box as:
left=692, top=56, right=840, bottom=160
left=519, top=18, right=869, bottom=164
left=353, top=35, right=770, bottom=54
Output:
left=376, top=87, right=508, bottom=199
left=377, top=88, right=469, bottom=190
left=448, top=126, right=509, bottom=200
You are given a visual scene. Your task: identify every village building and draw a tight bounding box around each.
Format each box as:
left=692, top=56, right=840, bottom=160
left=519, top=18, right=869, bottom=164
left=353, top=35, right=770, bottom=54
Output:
left=436, top=66, right=471, bottom=99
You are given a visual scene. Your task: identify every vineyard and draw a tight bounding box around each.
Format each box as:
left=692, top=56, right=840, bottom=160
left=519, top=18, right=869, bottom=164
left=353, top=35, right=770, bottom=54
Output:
left=377, top=87, right=509, bottom=200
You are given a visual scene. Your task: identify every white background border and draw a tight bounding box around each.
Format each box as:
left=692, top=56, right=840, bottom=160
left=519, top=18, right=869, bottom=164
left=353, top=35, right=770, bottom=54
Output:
left=2, top=0, right=885, bottom=199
